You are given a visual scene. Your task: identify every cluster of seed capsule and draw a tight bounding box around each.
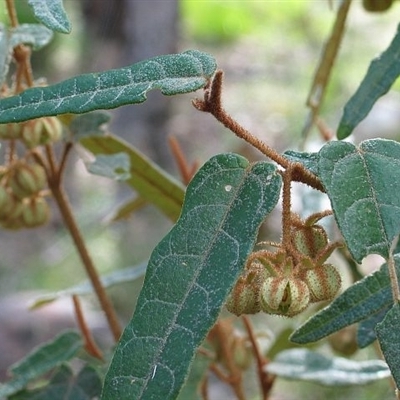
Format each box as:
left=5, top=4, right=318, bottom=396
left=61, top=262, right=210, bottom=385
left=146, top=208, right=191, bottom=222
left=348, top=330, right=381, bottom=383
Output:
left=0, top=116, right=62, bottom=229
left=226, top=213, right=342, bottom=317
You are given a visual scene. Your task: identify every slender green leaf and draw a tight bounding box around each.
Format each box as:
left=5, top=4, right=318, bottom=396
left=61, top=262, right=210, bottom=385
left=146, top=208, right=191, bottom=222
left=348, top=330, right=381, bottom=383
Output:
left=9, top=365, right=102, bottom=400
left=80, top=134, right=185, bottom=221
left=87, top=153, right=131, bottom=181
left=318, top=139, right=400, bottom=262
left=10, top=24, right=53, bottom=50
left=357, top=305, right=391, bottom=348
left=30, top=263, right=147, bottom=309
left=0, top=23, right=11, bottom=87
left=338, top=23, right=400, bottom=139
left=106, top=196, right=147, bottom=222
left=101, top=153, right=282, bottom=400
left=290, top=256, right=399, bottom=344
left=266, top=348, right=390, bottom=386
left=376, top=303, right=400, bottom=389
left=283, top=150, right=319, bottom=176
left=0, top=50, right=217, bottom=124
left=27, top=0, right=71, bottom=34
left=0, top=331, right=82, bottom=398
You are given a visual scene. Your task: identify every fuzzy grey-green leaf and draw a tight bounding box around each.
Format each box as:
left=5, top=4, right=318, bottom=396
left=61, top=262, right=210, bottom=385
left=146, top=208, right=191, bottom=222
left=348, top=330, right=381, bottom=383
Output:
left=266, top=348, right=390, bottom=386
left=27, top=0, right=71, bottom=34
left=101, top=153, right=282, bottom=400
left=0, top=50, right=216, bottom=124
left=318, top=139, right=400, bottom=262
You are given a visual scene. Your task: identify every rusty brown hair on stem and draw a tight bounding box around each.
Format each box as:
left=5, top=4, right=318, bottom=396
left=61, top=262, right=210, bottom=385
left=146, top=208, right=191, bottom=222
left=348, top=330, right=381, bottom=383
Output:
left=193, top=70, right=324, bottom=192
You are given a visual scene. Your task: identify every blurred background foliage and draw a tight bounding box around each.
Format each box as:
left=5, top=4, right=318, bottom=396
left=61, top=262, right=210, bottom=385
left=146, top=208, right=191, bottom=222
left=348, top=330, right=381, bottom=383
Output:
left=1, top=1, right=400, bottom=398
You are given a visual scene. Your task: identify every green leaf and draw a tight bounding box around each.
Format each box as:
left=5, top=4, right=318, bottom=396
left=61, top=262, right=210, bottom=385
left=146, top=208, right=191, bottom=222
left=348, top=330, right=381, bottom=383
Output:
left=338, top=23, right=400, bottom=139
left=318, top=139, right=400, bottom=262
left=0, top=50, right=217, bottom=124
left=80, top=134, right=185, bottom=221
left=69, top=112, right=111, bottom=138
left=106, top=196, right=147, bottom=222
left=266, top=348, right=390, bottom=386
left=9, top=365, right=102, bottom=400
left=87, top=153, right=131, bottom=181
left=0, top=23, right=11, bottom=87
left=30, top=263, right=147, bottom=309
left=283, top=150, right=319, bottom=176
left=0, top=331, right=83, bottom=398
left=27, top=0, right=71, bottom=34
left=10, top=24, right=53, bottom=50
left=290, top=256, right=399, bottom=344
left=376, top=303, right=400, bottom=389
left=357, top=305, right=391, bottom=348
left=177, top=352, right=210, bottom=400
left=101, top=153, right=282, bottom=400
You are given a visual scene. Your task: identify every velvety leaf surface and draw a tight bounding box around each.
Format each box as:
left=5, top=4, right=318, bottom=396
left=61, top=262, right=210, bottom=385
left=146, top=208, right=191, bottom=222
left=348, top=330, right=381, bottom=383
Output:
left=0, top=50, right=216, bottom=124
left=318, top=139, right=400, bottom=262
left=30, top=262, right=147, bottom=309
left=9, top=365, right=102, bottom=400
left=80, top=134, right=185, bottom=221
left=266, top=348, right=390, bottom=386
left=357, top=305, right=391, bottom=348
left=338, top=23, right=400, bottom=139
left=376, top=303, right=400, bottom=389
left=10, top=24, right=53, bottom=50
left=290, top=256, right=399, bottom=344
left=27, top=0, right=71, bottom=34
left=101, top=153, right=282, bottom=400
left=283, top=150, right=319, bottom=176
left=0, top=331, right=82, bottom=398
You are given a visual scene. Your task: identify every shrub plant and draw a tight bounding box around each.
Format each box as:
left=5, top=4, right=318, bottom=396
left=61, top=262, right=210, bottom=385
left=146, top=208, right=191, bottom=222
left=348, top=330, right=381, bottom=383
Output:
left=1, top=1, right=400, bottom=399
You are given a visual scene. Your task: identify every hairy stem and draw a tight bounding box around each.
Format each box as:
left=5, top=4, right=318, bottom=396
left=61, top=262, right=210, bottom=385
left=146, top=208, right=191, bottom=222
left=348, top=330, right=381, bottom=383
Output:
left=388, top=237, right=400, bottom=303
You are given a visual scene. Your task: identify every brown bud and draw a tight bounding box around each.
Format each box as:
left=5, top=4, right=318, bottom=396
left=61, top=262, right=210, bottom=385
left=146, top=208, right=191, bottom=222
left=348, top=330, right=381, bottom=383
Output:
left=21, top=117, right=62, bottom=148
left=0, top=123, right=23, bottom=140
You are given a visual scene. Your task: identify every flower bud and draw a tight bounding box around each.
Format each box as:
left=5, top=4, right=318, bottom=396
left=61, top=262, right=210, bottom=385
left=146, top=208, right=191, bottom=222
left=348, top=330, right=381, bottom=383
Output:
left=21, top=117, right=62, bottom=148
left=0, top=123, right=23, bottom=140
left=303, top=263, right=341, bottom=302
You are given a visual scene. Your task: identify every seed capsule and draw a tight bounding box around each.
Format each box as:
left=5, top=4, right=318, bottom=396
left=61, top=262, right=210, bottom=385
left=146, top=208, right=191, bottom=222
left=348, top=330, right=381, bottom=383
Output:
left=260, top=277, right=310, bottom=317
left=21, top=196, right=50, bottom=228
left=303, top=263, right=341, bottom=302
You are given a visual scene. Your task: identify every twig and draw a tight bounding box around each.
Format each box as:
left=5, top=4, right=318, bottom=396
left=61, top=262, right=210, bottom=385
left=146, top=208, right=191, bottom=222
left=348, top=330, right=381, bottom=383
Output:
left=388, top=237, right=400, bottom=303
left=168, top=135, right=197, bottom=185
left=72, top=295, right=104, bottom=360
left=242, top=316, right=275, bottom=400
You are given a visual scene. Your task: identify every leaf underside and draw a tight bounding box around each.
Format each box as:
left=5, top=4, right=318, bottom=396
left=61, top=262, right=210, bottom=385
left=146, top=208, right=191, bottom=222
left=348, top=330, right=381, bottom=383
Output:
left=101, top=153, right=282, bottom=400
left=266, top=348, right=390, bottom=386
left=0, top=50, right=216, bottom=124
left=318, top=138, right=400, bottom=262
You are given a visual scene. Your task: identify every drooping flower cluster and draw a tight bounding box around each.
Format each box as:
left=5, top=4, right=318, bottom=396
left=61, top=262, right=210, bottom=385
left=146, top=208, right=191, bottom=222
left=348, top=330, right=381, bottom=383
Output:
left=226, top=213, right=342, bottom=317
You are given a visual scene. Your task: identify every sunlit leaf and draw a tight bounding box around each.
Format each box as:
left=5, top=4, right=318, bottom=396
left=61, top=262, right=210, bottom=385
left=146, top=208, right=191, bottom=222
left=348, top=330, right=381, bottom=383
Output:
left=338, top=23, right=400, bottom=139
left=30, top=263, right=147, bottom=309
left=27, top=0, right=71, bottom=34
left=0, top=331, right=82, bottom=398
left=101, top=153, right=282, bottom=400
left=290, top=256, right=399, bottom=344
left=318, top=139, right=400, bottom=262
left=0, top=50, right=217, bottom=124
left=80, top=134, right=185, bottom=221
left=266, top=348, right=390, bottom=386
